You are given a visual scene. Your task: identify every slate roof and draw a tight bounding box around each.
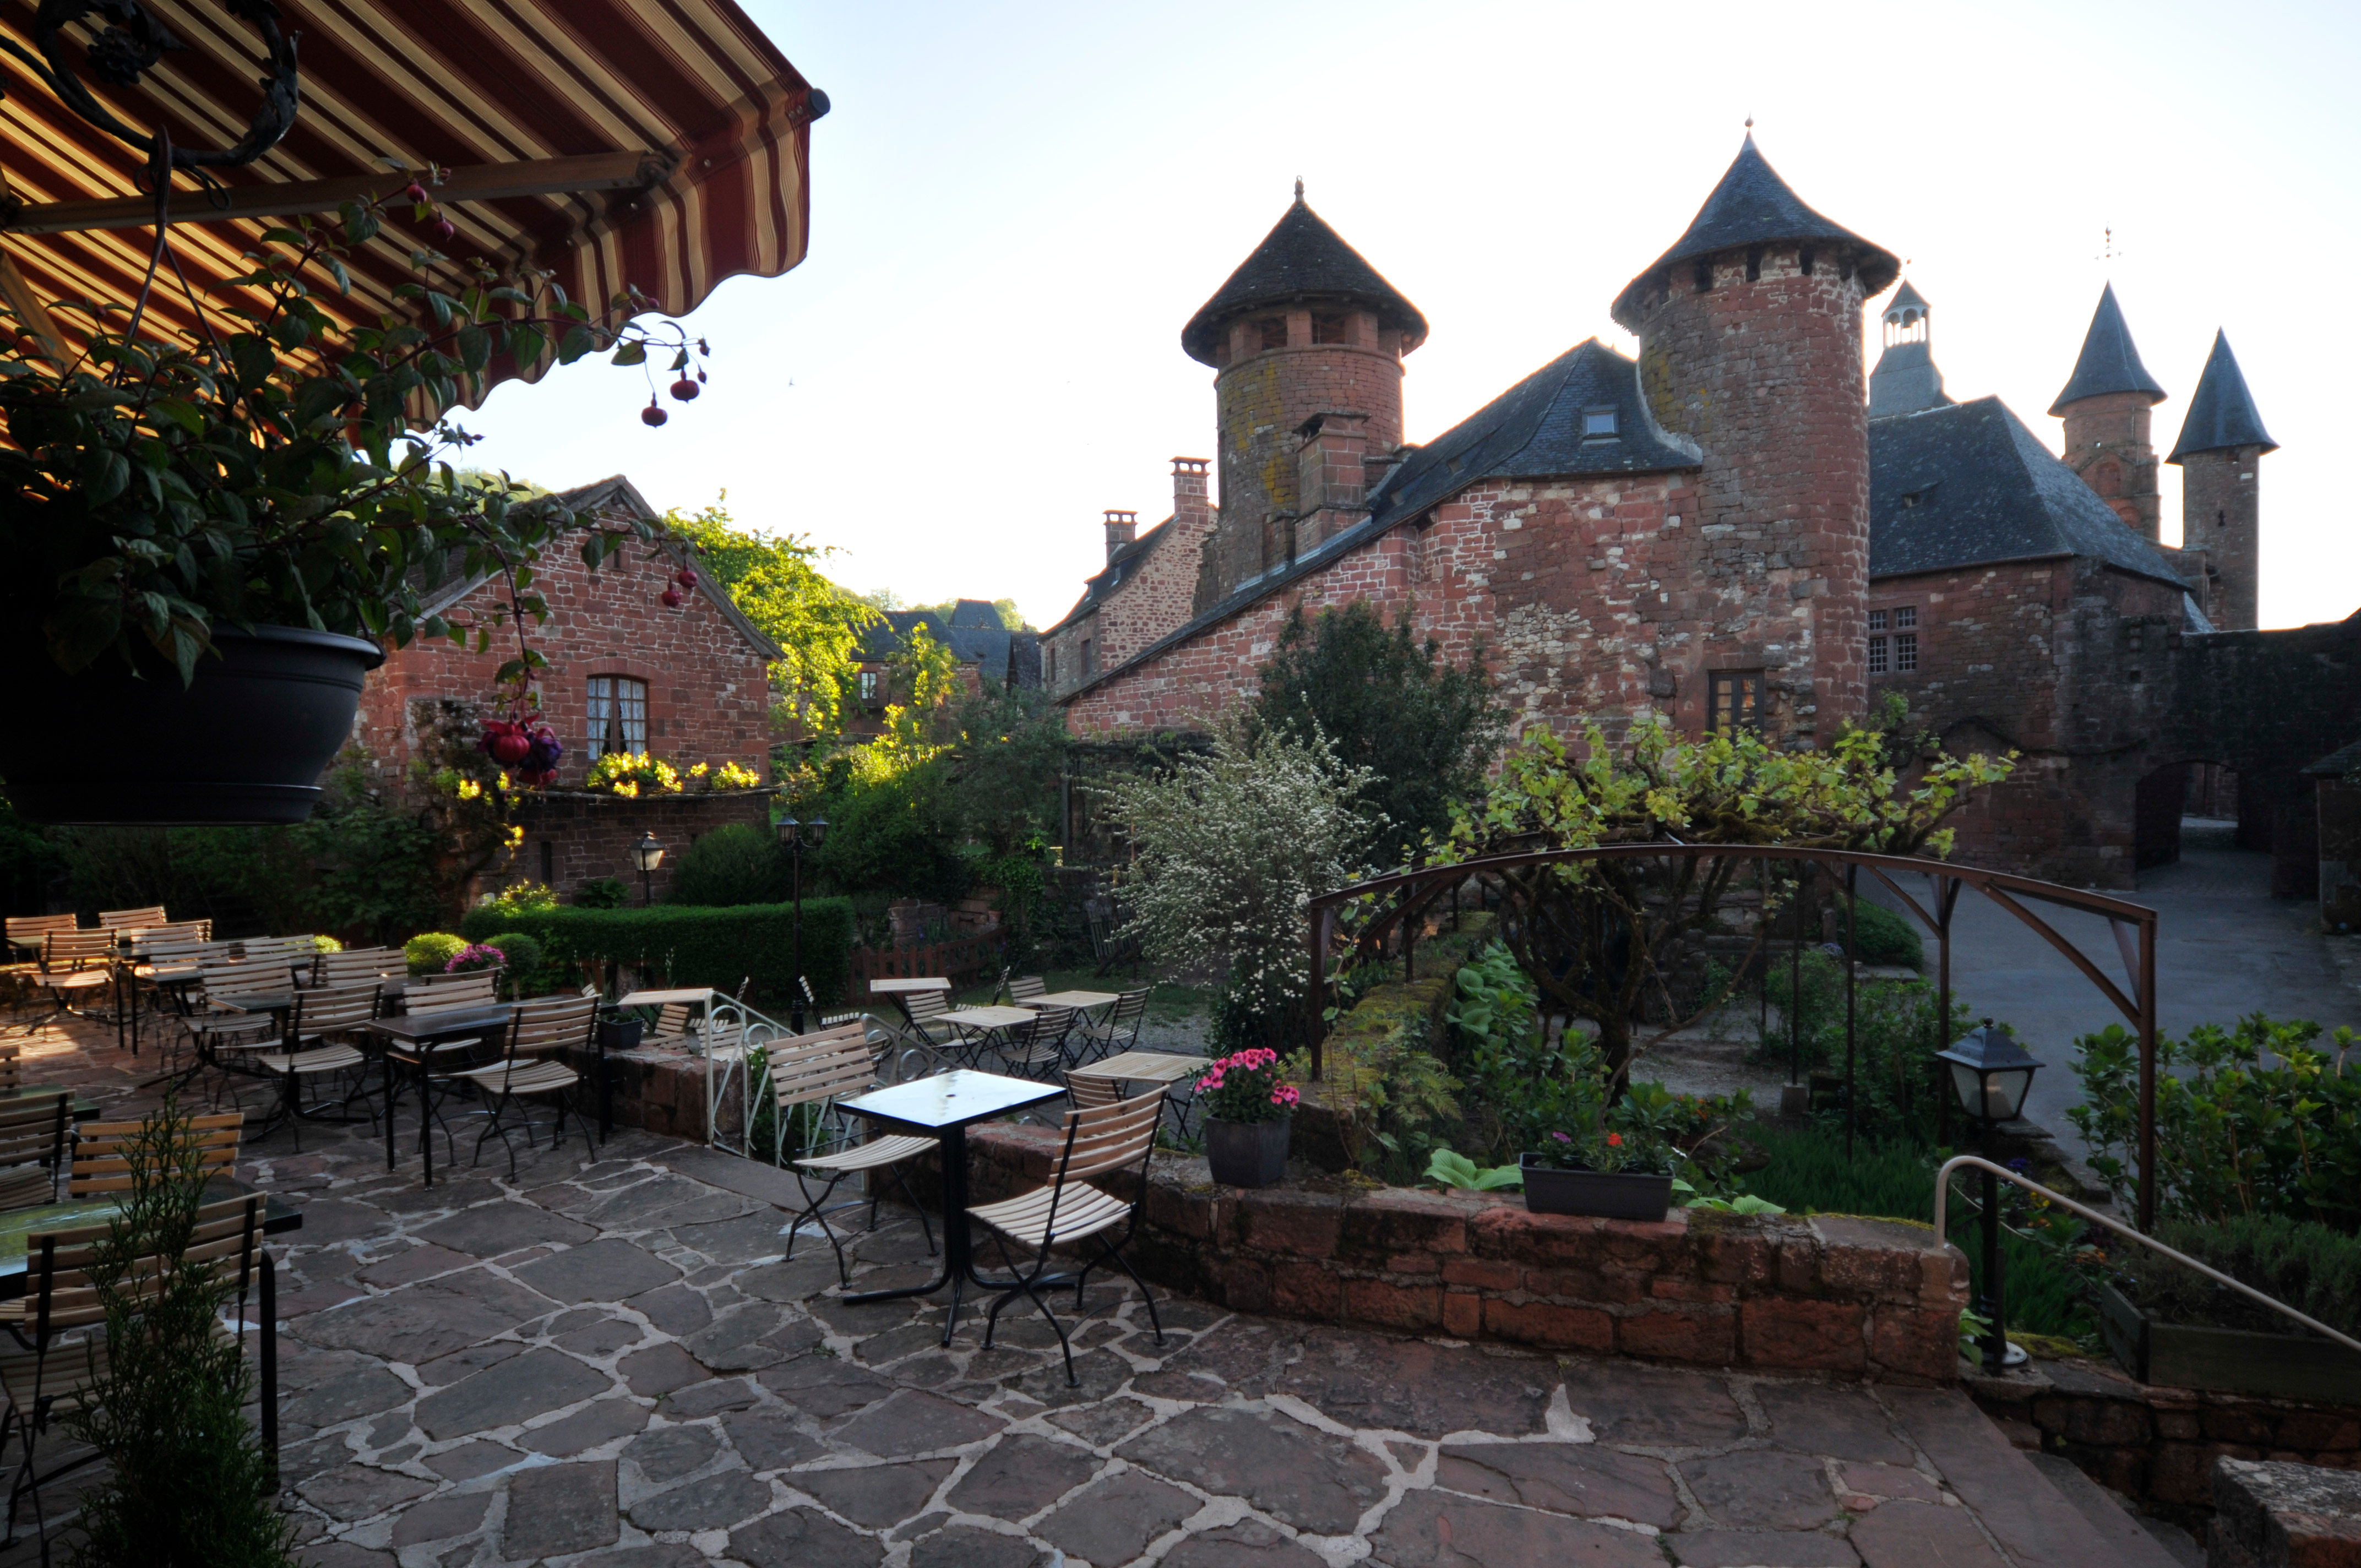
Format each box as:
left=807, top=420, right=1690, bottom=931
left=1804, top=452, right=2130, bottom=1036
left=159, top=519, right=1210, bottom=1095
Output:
left=1868, top=397, right=2189, bottom=591
left=2168, top=330, right=2277, bottom=461
left=1056, top=339, right=1698, bottom=704
left=2049, top=284, right=2166, bottom=413
left=1180, top=196, right=1427, bottom=365
left=1885, top=279, right=1930, bottom=321
left=1869, top=339, right=1949, bottom=418
left=863, top=604, right=1041, bottom=688
left=1043, top=518, right=1179, bottom=638
left=2305, top=738, right=2361, bottom=778
left=1611, top=135, right=1898, bottom=328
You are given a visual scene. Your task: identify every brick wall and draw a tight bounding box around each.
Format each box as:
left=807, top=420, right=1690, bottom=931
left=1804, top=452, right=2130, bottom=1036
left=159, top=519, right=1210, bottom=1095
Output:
left=1045, top=461, right=1217, bottom=698
left=2060, top=391, right=2162, bottom=541
left=502, top=787, right=776, bottom=904
left=354, top=523, right=775, bottom=790
left=2183, top=447, right=2264, bottom=631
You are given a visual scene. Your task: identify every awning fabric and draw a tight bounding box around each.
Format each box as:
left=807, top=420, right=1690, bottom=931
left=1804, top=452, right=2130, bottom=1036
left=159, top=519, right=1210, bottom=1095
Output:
left=0, top=0, right=816, bottom=409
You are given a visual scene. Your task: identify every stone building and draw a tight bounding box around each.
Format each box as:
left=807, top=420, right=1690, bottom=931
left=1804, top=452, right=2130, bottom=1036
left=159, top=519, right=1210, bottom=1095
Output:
left=353, top=475, right=782, bottom=901
left=847, top=601, right=1041, bottom=738
left=1051, top=137, right=2358, bottom=891
left=1043, top=461, right=1217, bottom=698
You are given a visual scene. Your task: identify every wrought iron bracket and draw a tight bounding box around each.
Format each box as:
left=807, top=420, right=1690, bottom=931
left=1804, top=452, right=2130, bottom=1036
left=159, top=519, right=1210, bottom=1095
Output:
left=3, top=1, right=301, bottom=172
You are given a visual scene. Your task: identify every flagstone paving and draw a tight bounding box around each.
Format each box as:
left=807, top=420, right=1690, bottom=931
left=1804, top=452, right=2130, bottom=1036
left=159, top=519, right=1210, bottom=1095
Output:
left=0, top=1017, right=2136, bottom=1568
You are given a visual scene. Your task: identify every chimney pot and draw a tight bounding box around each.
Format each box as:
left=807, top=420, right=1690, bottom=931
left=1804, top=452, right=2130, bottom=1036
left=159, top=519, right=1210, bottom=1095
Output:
left=1103, top=509, right=1139, bottom=563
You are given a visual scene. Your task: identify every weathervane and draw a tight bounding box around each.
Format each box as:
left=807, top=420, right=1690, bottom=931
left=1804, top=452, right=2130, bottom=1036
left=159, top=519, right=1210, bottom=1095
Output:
left=2096, top=226, right=2123, bottom=263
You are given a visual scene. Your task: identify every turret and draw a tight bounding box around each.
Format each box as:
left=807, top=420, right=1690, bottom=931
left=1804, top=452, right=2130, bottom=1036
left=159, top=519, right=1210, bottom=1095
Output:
left=1869, top=280, right=1950, bottom=417
left=2168, top=330, right=2276, bottom=631
left=1180, top=183, right=1425, bottom=608
left=1611, top=134, right=1897, bottom=747
left=2050, top=284, right=2168, bottom=541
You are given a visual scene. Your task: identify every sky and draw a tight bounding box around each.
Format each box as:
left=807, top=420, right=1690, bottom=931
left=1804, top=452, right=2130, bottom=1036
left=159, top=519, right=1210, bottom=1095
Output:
left=454, top=0, right=2361, bottom=633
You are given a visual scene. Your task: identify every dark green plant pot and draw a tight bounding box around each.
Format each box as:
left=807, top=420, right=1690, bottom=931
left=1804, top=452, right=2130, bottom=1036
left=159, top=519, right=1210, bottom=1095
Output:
left=1205, top=1114, right=1291, bottom=1188
left=2099, top=1281, right=2361, bottom=1402
left=1520, top=1155, right=1673, bottom=1221
left=0, top=625, right=384, bottom=825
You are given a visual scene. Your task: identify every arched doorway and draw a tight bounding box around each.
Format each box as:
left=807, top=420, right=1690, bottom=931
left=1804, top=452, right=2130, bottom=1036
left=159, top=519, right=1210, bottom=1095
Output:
left=2134, top=763, right=2189, bottom=869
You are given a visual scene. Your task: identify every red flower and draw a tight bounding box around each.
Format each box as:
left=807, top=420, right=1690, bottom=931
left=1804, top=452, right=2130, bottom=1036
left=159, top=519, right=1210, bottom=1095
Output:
left=1606, top=1133, right=1623, bottom=1147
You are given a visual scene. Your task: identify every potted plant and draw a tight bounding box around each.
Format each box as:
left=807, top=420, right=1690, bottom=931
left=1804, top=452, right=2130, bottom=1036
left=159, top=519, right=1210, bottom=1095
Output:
left=0, top=182, right=708, bottom=825
left=1196, top=1047, right=1301, bottom=1188
left=1522, top=1125, right=1677, bottom=1222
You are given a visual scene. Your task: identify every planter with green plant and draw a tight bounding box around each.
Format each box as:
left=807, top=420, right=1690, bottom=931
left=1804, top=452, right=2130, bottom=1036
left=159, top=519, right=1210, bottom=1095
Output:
left=2098, top=1213, right=2361, bottom=1402
left=1521, top=1124, right=1677, bottom=1222
left=1196, top=1048, right=1301, bottom=1188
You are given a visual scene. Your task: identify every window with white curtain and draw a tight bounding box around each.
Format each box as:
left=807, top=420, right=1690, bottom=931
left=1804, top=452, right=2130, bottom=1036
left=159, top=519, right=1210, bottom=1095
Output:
left=585, top=676, right=648, bottom=759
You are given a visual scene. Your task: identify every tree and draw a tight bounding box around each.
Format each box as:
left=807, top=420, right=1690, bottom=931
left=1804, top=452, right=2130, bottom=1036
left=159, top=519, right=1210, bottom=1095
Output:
left=1253, top=603, right=1504, bottom=865
left=946, top=683, right=1069, bottom=858
left=1435, top=714, right=2014, bottom=1090
left=666, top=500, right=882, bottom=739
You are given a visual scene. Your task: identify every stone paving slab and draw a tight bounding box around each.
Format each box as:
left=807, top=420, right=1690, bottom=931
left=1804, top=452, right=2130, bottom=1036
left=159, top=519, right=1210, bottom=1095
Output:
left=0, top=1015, right=2133, bottom=1568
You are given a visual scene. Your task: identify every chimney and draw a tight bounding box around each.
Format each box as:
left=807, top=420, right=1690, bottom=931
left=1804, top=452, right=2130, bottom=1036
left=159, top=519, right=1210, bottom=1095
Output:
left=1171, top=457, right=1211, bottom=532
left=1103, top=509, right=1139, bottom=563
left=1293, top=412, right=1371, bottom=554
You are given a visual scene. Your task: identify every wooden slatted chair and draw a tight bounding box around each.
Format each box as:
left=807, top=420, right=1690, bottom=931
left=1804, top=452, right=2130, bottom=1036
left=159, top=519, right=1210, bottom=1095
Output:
left=380, top=974, right=503, bottom=1169
left=997, top=1003, right=1076, bottom=1081
left=183, top=960, right=291, bottom=1096
left=311, top=946, right=402, bottom=989
left=773, top=1023, right=938, bottom=1285
left=969, top=1087, right=1168, bottom=1384
left=1064, top=1072, right=1121, bottom=1111
left=132, top=938, right=231, bottom=1058
left=0, top=1190, right=263, bottom=1555
left=446, top=994, right=597, bottom=1176
left=68, top=1113, right=243, bottom=1198
left=405, top=969, right=501, bottom=1010
left=0, top=1095, right=73, bottom=1212
left=1073, top=987, right=1150, bottom=1067
left=3, top=917, right=75, bottom=963
left=233, top=982, right=381, bottom=1149
left=94, top=906, right=167, bottom=932
left=24, top=931, right=117, bottom=1036
left=0, top=1043, right=21, bottom=1094
left=1005, top=974, right=1048, bottom=1005
left=0, top=918, right=77, bottom=1030
left=121, top=919, right=210, bottom=947
left=235, top=935, right=322, bottom=988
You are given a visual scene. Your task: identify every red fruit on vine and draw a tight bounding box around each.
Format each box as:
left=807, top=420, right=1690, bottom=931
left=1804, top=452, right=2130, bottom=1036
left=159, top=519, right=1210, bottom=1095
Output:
left=661, top=586, right=685, bottom=608
left=668, top=377, right=700, bottom=402
left=403, top=182, right=427, bottom=204
left=434, top=217, right=456, bottom=242
left=641, top=399, right=668, bottom=428
left=674, top=568, right=698, bottom=589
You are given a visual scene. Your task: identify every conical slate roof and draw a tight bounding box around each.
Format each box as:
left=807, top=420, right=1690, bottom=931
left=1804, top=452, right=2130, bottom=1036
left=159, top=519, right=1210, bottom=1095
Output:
left=2048, top=284, right=2166, bottom=414
left=1885, top=279, right=1930, bottom=322
left=1180, top=195, right=1427, bottom=366
left=1611, top=135, right=1898, bottom=328
left=2168, top=330, right=2277, bottom=461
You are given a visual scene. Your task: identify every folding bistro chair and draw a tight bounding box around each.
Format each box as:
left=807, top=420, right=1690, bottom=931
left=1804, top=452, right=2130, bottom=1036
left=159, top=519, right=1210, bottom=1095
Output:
left=236, top=935, right=323, bottom=988
left=232, top=981, right=382, bottom=1148
left=181, top=959, right=292, bottom=1099
left=404, top=969, right=499, bottom=1009
left=22, top=931, right=118, bottom=1037
left=1074, top=987, right=1150, bottom=1068
left=0, top=919, right=77, bottom=1029
left=379, top=977, right=503, bottom=1169
left=970, top=1086, right=1168, bottom=1384
left=68, top=1113, right=243, bottom=1197
left=93, top=906, right=166, bottom=932
left=446, top=993, right=597, bottom=1177
left=997, top=1001, right=1078, bottom=1081
left=0, top=1093, right=73, bottom=1211
left=2, top=917, right=75, bottom=963
left=775, top=1022, right=938, bottom=1285
left=0, top=1190, right=264, bottom=1560
left=310, top=946, right=401, bottom=989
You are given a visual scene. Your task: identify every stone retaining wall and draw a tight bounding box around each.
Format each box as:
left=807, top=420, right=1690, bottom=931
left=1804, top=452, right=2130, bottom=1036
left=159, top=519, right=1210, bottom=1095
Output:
left=962, top=1122, right=1967, bottom=1381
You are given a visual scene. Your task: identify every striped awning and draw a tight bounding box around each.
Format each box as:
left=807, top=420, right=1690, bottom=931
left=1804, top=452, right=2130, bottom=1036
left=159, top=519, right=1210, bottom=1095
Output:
left=0, top=1, right=818, bottom=411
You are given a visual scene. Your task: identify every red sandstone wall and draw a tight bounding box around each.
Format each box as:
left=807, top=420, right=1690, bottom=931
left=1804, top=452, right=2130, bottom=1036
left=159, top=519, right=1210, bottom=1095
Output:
left=2182, top=448, right=2261, bottom=631
left=2061, top=391, right=2161, bottom=542
left=353, top=536, right=775, bottom=788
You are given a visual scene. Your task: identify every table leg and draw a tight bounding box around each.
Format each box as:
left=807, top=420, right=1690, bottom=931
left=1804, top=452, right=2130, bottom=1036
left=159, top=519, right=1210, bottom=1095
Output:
left=419, top=1058, right=434, bottom=1187
left=845, top=1124, right=965, bottom=1310
left=383, top=1053, right=398, bottom=1172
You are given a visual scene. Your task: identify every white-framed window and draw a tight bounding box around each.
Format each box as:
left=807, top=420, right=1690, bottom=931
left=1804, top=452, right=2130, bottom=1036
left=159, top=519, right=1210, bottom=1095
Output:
left=1869, top=606, right=1921, bottom=677
left=585, top=676, right=648, bottom=760
left=1582, top=406, right=1618, bottom=437
left=859, top=669, right=880, bottom=703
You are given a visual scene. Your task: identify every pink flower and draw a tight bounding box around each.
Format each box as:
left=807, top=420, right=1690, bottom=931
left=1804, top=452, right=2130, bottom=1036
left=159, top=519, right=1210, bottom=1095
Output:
left=1551, top=1131, right=1573, bottom=1144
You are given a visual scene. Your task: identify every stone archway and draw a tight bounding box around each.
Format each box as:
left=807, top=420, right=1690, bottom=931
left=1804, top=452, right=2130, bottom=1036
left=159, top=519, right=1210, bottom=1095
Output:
left=2134, top=762, right=2189, bottom=869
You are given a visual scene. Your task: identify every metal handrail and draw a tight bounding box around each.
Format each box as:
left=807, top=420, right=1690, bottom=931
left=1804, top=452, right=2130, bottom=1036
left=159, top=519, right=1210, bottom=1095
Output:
left=1934, top=1155, right=2361, bottom=1355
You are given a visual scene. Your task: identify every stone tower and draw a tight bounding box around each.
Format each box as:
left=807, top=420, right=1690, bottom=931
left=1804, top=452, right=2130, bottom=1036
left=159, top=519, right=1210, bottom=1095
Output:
left=2168, top=330, right=2276, bottom=631
left=2052, top=284, right=2168, bottom=540
left=1868, top=280, right=1950, bottom=417
left=1610, top=134, right=1897, bottom=747
left=1180, top=187, right=1426, bottom=611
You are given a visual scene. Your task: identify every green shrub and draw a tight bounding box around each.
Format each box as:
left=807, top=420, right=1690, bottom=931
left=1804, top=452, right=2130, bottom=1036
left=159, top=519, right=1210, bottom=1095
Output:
left=575, top=876, right=629, bottom=910
left=403, top=932, right=466, bottom=974
left=1755, top=951, right=1974, bottom=1146
left=483, top=930, right=545, bottom=979
left=482, top=882, right=559, bottom=919
left=815, top=757, right=970, bottom=905
left=2129, top=1213, right=2361, bottom=1339
left=313, top=933, right=344, bottom=953
left=461, top=897, right=856, bottom=1009
left=1849, top=900, right=1923, bottom=968
left=668, top=823, right=786, bottom=907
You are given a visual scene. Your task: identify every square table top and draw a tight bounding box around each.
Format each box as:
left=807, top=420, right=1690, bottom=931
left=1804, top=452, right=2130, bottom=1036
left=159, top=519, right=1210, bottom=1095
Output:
left=221, top=991, right=296, bottom=1014
left=1076, top=1050, right=1204, bottom=1085
left=868, top=977, right=951, bottom=994
left=1035, top=989, right=1122, bottom=1009
left=942, top=1005, right=1035, bottom=1028
left=840, top=1068, right=1063, bottom=1133
left=0, top=1177, right=299, bottom=1296
left=617, top=988, right=719, bottom=1008
left=367, top=1005, right=515, bottom=1042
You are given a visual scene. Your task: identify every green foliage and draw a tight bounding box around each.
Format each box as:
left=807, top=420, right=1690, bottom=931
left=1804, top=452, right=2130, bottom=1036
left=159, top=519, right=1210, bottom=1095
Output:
left=2069, top=1016, right=2361, bottom=1231
left=812, top=755, right=971, bottom=905
left=1756, top=952, right=1974, bottom=1146
left=1289, top=1017, right=1460, bottom=1178
left=404, top=932, right=466, bottom=974
left=482, top=930, right=545, bottom=979
left=1849, top=900, right=1923, bottom=968
left=482, top=883, right=559, bottom=919
left=63, top=1103, right=300, bottom=1567
left=2126, top=1213, right=2361, bottom=1338
left=669, top=823, right=787, bottom=907
left=289, top=764, right=449, bottom=945
left=1253, top=602, right=1505, bottom=863
left=1423, top=1148, right=1523, bottom=1191
left=1445, top=941, right=1604, bottom=1163
left=460, top=897, right=856, bottom=1009
left=313, top=934, right=344, bottom=953
left=946, top=683, right=1068, bottom=857
left=575, top=877, right=629, bottom=910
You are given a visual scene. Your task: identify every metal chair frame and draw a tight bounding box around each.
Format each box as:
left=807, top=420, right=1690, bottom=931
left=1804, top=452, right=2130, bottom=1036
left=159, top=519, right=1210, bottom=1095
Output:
left=449, top=995, right=597, bottom=1177
left=774, top=1022, right=938, bottom=1285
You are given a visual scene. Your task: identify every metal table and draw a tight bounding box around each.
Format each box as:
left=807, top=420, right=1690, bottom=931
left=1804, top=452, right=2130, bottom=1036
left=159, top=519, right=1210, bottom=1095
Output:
left=366, top=1005, right=515, bottom=1186
left=836, top=1068, right=1063, bottom=1340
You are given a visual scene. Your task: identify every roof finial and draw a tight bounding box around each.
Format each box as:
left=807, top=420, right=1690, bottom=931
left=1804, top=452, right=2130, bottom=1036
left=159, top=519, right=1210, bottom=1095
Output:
left=1294, top=176, right=1304, bottom=202
left=2096, top=225, right=2121, bottom=263
left=1744, top=115, right=1753, bottom=128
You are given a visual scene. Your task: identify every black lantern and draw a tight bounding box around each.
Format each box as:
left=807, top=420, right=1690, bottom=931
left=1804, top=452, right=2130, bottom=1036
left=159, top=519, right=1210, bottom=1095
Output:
left=630, top=831, right=666, bottom=906
left=1940, top=1019, right=2042, bottom=1374
left=776, top=817, right=830, bottom=1030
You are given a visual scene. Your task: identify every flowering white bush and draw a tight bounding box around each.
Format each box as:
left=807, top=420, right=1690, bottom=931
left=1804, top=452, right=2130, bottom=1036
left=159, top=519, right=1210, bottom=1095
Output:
left=1100, top=716, right=1375, bottom=1047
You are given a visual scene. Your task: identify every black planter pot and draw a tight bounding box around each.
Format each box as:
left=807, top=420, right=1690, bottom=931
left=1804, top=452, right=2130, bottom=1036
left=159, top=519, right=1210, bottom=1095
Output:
left=596, top=1017, right=645, bottom=1052
left=1520, top=1154, right=1674, bottom=1221
left=0, top=625, right=384, bottom=825
left=1205, top=1114, right=1292, bottom=1188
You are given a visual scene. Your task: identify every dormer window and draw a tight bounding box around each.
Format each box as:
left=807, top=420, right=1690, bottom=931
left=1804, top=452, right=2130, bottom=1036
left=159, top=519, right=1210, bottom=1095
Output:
left=1582, top=407, right=1618, bottom=439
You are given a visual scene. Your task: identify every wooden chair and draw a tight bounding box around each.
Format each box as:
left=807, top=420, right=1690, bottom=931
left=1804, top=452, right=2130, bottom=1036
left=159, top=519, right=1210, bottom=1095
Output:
left=311, top=946, right=401, bottom=989
left=183, top=960, right=291, bottom=1095
left=0, top=1190, right=263, bottom=1555
left=94, top=906, right=167, bottom=931
left=0, top=1094, right=73, bottom=1211
left=406, top=969, right=501, bottom=1010
left=2, top=917, right=75, bottom=962
left=773, top=1023, right=938, bottom=1286
left=998, top=1003, right=1077, bottom=1082
left=235, top=935, right=321, bottom=988
left=1074, top=988, right=1150, bottom=1066
left=446, top=994, right=597, bottom=1176
left=379, top=978, right=502, bottom=1170
left=119, top=919, right=210, bottom=946
left=24, top=931, right=117, bottom=1036
left=969, top=1087, right=1169, bottom=1384
left=68, top=1113, right=243, bottom=1198
left=0, top=919, right=77, bottom=1030
left=1005, top=974, right=1048, bottom=1005
left=233, top=982, right=381, bottom=1149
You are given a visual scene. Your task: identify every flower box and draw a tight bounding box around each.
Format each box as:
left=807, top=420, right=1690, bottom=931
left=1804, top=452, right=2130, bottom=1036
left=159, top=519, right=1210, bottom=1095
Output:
left=1519, top=1155, right=1673, bottom=1221
left=2098, top=1281, right=2361, bottom=1403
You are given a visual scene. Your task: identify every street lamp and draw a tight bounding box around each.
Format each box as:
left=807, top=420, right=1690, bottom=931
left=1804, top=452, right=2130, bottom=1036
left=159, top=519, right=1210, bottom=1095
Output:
left=777, top=816, right=829, bottom=1031
left=1939, top=1019, right=2044, bottom=1374
left=631, top=832, right=666, bottom=907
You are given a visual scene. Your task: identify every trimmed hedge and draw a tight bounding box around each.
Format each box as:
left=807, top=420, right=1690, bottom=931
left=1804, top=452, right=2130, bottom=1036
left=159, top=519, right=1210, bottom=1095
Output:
left=460, top=897, right=855, bottom=1008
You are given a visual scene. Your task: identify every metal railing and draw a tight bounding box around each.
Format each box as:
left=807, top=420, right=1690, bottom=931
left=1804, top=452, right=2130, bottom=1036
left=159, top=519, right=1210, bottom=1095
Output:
left=673, top=995, right=946, bottom=1164
left=1934, top=1155, right=2361, bottom=1355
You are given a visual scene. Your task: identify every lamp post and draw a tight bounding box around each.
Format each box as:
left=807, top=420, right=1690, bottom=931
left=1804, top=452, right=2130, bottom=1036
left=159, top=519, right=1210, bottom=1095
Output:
left=1938, top=1019, right=2043, bottom=1374
left=776, top=816, right=829, bottom=1031
left=631, top=832, right=666, bottom=907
